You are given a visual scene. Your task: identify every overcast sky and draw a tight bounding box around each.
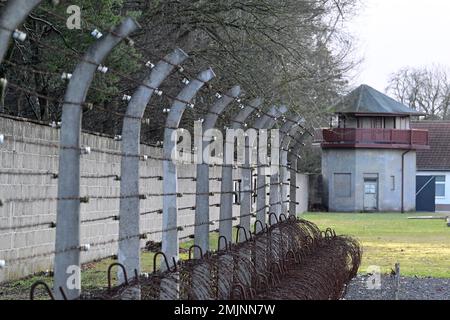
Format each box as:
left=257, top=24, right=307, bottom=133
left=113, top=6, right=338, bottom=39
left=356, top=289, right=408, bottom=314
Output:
left=346, top=0, right=450, bottom=92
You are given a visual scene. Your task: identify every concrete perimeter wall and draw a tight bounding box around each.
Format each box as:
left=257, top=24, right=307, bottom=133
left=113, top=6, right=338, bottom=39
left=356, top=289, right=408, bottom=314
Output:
left=0, top=115, right=309, bottom=283
left=0, top=115, right=240, bottom=283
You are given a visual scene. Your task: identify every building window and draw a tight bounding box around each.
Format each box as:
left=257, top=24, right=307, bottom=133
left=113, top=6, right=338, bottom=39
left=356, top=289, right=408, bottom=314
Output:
left=371, top=117, right=383, bottom=129
left=435, top=176, right=446, bottom=198
left=364, top=182, right=377, bottom=194
left=334, top=173, right=352, bottom=198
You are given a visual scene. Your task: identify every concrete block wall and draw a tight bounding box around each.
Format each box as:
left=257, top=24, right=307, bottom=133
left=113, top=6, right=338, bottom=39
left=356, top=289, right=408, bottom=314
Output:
left=0, top=115, right=240, bottom=283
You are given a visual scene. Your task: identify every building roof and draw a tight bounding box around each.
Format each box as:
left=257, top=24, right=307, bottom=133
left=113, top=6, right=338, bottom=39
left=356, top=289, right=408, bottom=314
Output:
left=412, top=121, right=450, bottom=171
left=331, top=84, right=423, bottom=116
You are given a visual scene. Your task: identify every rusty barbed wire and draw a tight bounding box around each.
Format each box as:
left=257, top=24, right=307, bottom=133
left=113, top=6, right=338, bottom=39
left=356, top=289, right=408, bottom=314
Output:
left=69, top=218, right=361, bottom=300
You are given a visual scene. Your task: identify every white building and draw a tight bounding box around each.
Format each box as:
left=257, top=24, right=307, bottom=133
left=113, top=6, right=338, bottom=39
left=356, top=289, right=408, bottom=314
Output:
left=413, top=121, right=450, bottom=212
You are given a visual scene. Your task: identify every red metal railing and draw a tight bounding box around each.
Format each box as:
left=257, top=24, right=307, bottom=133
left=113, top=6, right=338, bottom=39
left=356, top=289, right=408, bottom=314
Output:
left=322, top=128, right=428, bottom=146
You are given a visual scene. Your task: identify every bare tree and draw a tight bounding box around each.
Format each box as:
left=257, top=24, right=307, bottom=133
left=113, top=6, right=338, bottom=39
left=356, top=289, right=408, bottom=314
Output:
left=387, top=65, right=450, bottom=120
left=0, top=0, right=361, bottom=142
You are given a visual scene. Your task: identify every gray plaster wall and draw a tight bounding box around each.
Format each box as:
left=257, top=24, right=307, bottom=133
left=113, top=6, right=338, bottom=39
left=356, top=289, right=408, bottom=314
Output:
left=0, top=115, right=240, bottom=283
left=296, top=174, right=309, bottom=214
left=322, top=148, right=416, bottom=212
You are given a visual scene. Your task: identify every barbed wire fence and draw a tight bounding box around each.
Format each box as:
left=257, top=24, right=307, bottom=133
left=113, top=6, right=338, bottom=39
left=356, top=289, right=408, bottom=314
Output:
left=0, top=0, right=360, bottom=300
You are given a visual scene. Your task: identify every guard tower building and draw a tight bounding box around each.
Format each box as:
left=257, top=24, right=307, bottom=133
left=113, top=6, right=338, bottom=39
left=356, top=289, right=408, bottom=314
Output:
left=321, top=85, right=429, bottom=212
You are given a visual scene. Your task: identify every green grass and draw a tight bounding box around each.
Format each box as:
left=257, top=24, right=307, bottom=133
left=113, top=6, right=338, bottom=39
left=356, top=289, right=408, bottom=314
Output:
left=303, top=212, right=450, bottom=278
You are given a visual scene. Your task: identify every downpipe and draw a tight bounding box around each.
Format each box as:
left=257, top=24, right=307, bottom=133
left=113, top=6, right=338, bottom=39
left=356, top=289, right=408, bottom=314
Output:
left=401, top=150, right=412, bottom=213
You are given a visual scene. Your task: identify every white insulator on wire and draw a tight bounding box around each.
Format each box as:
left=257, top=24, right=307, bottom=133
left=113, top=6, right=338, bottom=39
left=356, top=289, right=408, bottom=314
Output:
left=155, top=89, right=163, bottom=96
left=163, top=108, right=171, bottom=113
left=125, top=37, right=135, bottom=47
left=82, top=146, right=91, bottom=155
left=188, top=103, right=195, bottom=109
left=97, top=65, right=108, bottom=73
left=91, top=29, right=103, bottom=39
left=145, top=61, right=155, bottom=69
left=142, top=118, right=150, bottom=125
left=215, top=93, right=222, bottom=99
left=178, top=66, right=184, bottom=73
left=61, top=72, right=72, bottom=81
left=142, top=155, right=149, bottom=161
left=122, top=94, right=132, bottom=102
left=80, top=244, right=91, bottom=252
left=50, top=121, right=61, bottom=128
left=114, top=135, right=122, bottom=141
left=0, top=134, right=4, bottom=145
left=181, top=78, right=190, bottom=85
left=12, top=30, right=27, bottom=42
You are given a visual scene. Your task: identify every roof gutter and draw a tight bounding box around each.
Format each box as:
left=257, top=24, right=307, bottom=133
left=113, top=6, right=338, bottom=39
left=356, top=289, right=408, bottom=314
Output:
left=337, top=112, right=425, bottom=117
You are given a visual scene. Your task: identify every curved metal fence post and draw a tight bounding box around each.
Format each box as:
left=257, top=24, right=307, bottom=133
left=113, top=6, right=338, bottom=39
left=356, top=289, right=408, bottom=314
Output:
left=268, top=107, right=288, bottom=220
left=279, top=117, right=302, bottom=216
left=194, top=86, right=240, bottom=258
left=161, top=68, right=215, bottom=268
left=247, top=106, right=280, bottom=291
left=218, top=98, right=261, bottom=247
left=240, top=105, right=286, bottom=242
left=288, top=131, right=308, bottom=217
left=54, top=17, right=140, bottom=300
left=254, top=107, right=284, bottom=232
left=0, top=0, right=42, bottom=63
left=118, top=49, right=188, bottom=283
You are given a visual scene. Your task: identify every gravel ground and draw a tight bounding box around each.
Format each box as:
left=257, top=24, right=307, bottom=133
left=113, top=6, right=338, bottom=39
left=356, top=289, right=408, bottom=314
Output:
left=344, top=275, right=450, bottom=300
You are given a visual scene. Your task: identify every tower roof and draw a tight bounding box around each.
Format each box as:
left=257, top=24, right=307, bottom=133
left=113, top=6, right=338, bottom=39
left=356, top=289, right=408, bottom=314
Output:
left=331, top=84, right=423, bottom=116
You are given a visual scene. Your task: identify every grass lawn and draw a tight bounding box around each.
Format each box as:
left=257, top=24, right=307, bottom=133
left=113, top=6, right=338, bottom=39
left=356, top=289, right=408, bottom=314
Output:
left=303, top=212, right=450, bottom=278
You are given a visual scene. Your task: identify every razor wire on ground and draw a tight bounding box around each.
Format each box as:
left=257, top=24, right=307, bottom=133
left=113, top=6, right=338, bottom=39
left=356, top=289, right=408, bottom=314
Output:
left=0, top=0, right=361, bottom=300
left=29, top=217, right=361, bottom=300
